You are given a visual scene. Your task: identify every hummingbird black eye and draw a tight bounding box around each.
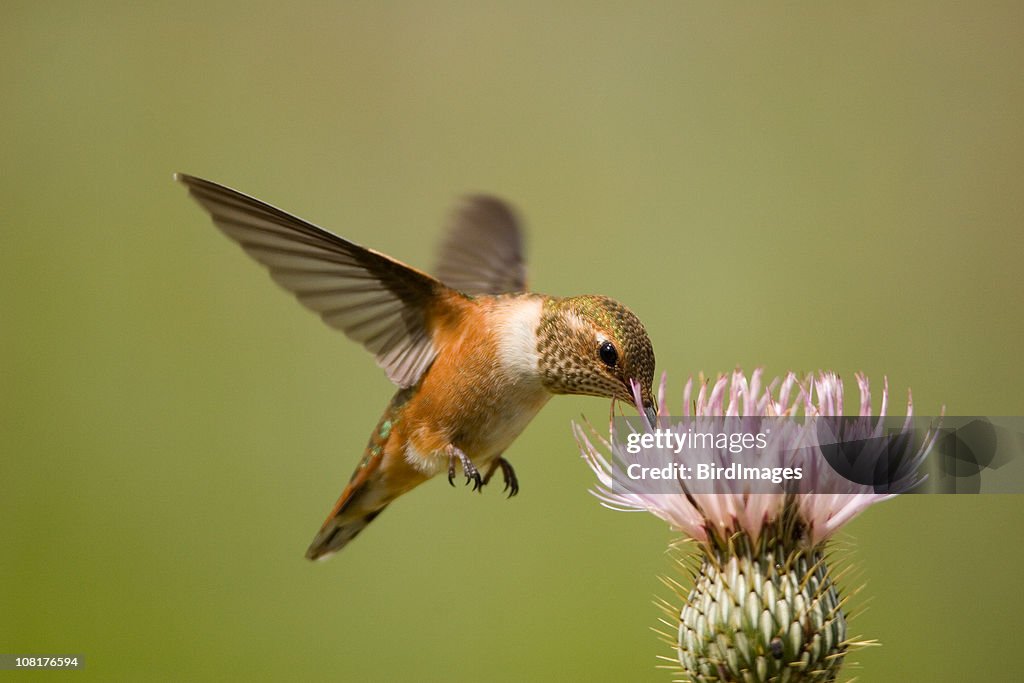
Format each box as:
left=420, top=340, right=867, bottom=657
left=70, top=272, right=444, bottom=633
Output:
left=598, top=341, right=618, bottom=367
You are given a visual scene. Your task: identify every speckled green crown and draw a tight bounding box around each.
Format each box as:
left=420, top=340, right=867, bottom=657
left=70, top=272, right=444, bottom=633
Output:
left=536, top=295, right=655, bottom=400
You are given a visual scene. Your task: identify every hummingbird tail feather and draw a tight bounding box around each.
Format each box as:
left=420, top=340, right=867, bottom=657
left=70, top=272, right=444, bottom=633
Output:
left=305, top=387, right=423, bottom=561
left=305, top=504, right=388, bottom=561
left=306, top=428, right=393, bottom=561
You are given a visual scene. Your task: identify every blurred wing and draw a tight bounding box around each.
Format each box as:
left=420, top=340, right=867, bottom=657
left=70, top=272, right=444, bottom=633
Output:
left=434, top=195, right=527, bottom=295
left=177, top=173, right=442, bottom=388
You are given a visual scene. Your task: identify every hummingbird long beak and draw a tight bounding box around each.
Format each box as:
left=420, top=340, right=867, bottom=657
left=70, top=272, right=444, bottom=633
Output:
left=643, top=400, right=657, bottom=426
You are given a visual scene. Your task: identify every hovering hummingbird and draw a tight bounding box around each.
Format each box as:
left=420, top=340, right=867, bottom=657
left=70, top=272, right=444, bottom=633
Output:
left=176, top=174, right=657, bottom=560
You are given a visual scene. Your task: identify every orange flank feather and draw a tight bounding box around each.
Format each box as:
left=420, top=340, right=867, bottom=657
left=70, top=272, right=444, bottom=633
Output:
left=306, top=293, right=551, bottom=560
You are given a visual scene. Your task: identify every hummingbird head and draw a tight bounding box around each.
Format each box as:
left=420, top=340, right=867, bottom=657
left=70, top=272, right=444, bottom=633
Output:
left=537, top=295, right=657, bottom=422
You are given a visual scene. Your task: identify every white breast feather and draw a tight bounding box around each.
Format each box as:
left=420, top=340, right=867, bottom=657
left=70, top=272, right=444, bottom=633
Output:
left=495, top=298, right=543, bottom=379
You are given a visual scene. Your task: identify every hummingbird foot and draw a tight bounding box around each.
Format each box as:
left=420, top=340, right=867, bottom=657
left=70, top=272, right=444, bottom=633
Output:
left=483, top=457, right=519, bottom=498
left=446, top=445, right=483, bottom=491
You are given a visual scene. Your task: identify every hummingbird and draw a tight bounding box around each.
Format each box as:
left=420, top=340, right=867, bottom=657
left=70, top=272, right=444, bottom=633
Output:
left=176, top=174, right=657, bottom=560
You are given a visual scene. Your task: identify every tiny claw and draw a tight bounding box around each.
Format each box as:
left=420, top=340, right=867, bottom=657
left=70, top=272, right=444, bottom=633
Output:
left=466, top=468, right=482, bottom=492
left=446, top=445, right=481, bottom=493
left=500, top=458, right=519, bottom=498
left=485, top=457, right=519, bottom=498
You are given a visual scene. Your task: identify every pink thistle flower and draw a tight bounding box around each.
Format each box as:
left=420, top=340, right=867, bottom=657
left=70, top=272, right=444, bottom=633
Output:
left=575, top=369, right=941, bottom=682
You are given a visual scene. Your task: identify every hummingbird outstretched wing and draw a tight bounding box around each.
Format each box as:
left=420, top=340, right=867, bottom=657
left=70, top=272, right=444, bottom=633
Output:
left=434, top=196, right=527, bottom=295
left=176, top=174, right=445, bottom=388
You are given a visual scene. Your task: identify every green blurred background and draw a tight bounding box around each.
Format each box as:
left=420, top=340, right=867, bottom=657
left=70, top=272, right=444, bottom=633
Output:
left=3, top=2, right=1022, bottom=681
